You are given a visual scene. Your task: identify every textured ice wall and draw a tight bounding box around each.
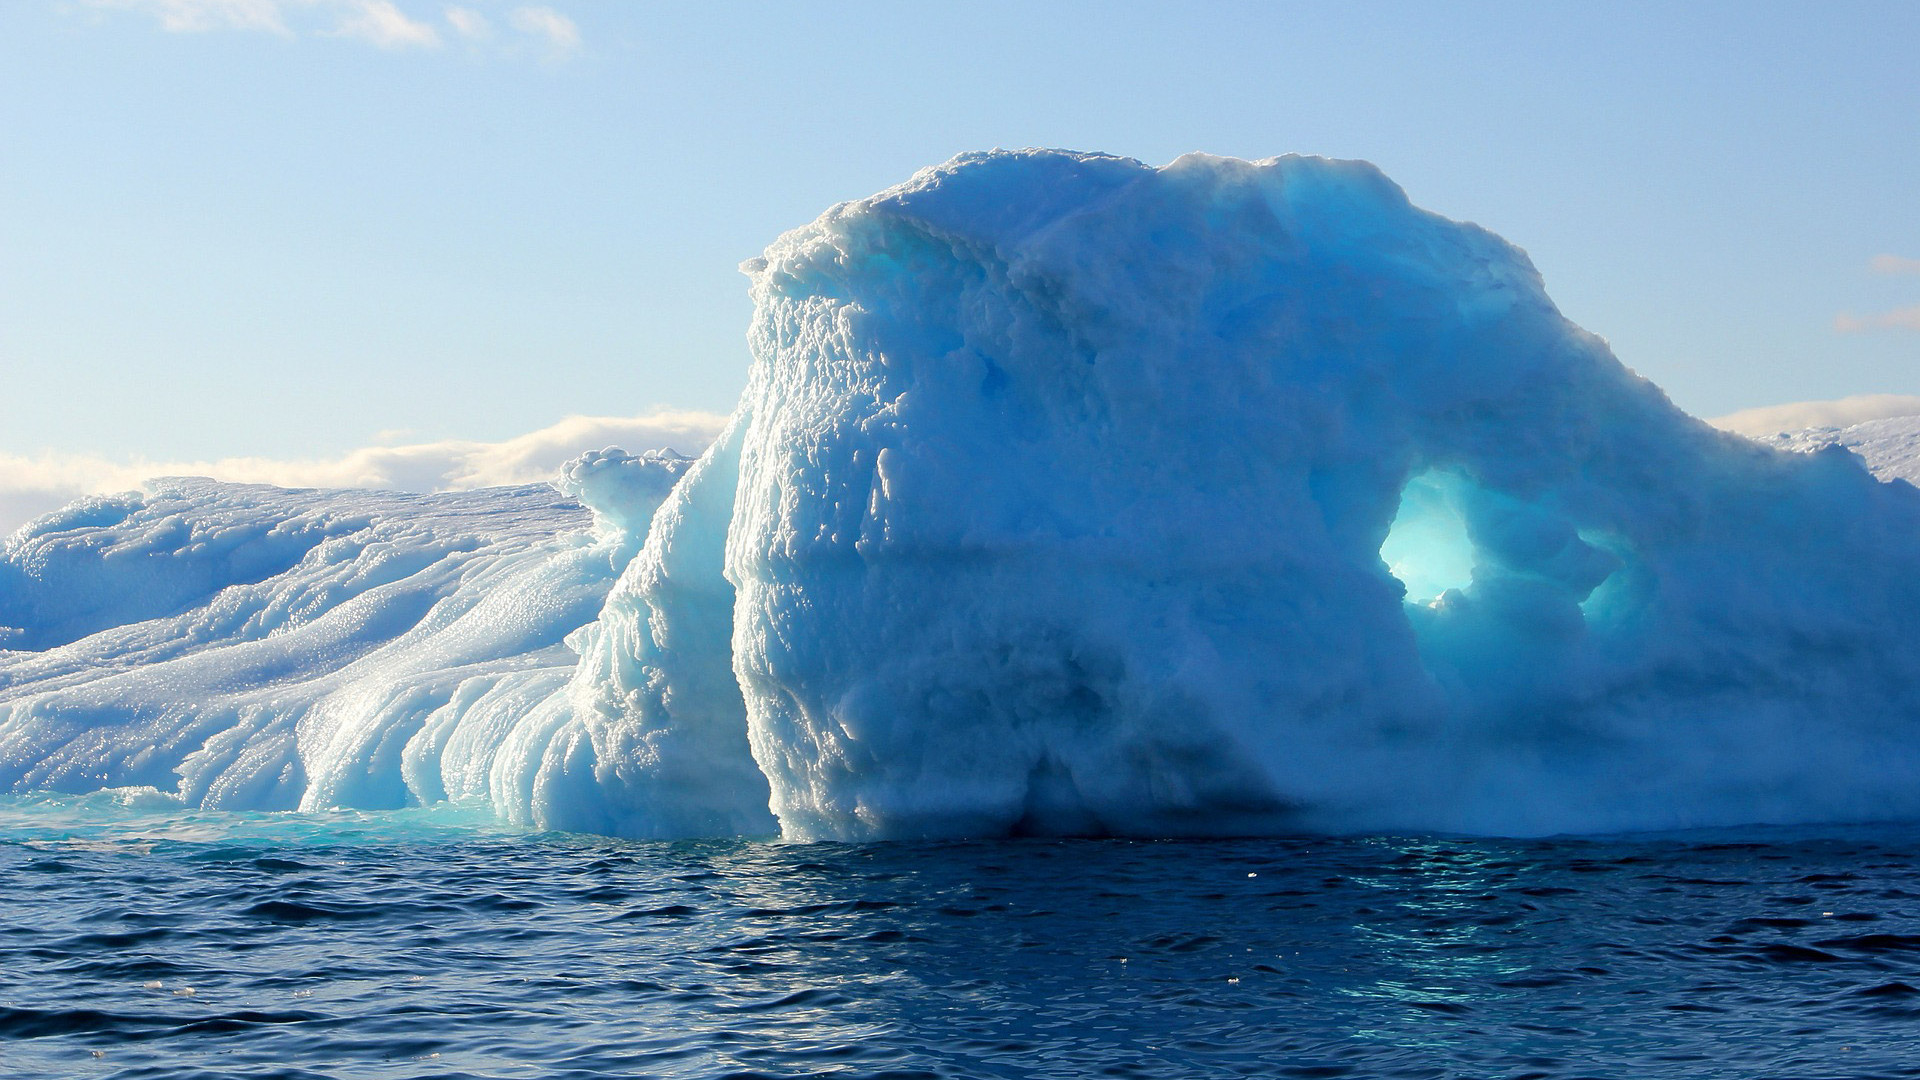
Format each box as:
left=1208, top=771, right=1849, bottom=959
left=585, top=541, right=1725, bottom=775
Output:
left=729, top=149, right=1920, bottom=839
left=0, top=450, right=690, bottom=820
left=499, top=415, right=776, bottom=838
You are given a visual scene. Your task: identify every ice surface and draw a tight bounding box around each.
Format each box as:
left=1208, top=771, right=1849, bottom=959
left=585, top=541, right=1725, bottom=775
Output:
left=497, top=415, right=776, bottom=838
left=1760, top=414, right=1920, bottom=486
left=0, top=450, right=690, bottom=825
left=6, top=149, right=1920, bottom=840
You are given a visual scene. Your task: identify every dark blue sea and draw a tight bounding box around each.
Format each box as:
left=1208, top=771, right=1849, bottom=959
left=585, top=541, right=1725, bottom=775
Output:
left=4, top=797, right=1919, bottom=1080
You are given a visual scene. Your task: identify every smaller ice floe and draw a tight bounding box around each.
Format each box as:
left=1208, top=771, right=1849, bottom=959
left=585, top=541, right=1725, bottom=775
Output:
left=0, top=449, right=690, bottom=821
left=1760, top=414, right=1920, bottom=486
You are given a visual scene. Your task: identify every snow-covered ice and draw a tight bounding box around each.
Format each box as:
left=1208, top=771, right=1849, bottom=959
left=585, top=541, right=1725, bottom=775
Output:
left=1759, top=414, right=1920, bottom=486
left=0, top=450, right=688, bottom=824
left=5, top=149, right=1920, bottom=840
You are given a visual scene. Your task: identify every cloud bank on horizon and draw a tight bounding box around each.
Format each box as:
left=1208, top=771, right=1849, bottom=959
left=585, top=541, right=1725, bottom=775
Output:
left=0, top=408, right=726, bottom=537
left=1710, top=393, right=1920, bottom=437
left=79, top=0, right=580, bottom=55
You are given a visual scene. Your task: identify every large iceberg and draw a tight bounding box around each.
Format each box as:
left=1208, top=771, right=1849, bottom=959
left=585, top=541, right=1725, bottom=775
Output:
left=1763, top=414, right=1920, bottom=485
left=720, top=151, right=1920, bottom=837
left=5, top=149, right=1920, bottom=839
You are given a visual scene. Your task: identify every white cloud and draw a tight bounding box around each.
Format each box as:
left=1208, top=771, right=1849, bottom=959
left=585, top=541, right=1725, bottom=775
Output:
left=509, top=5, right=578, bottom=54
left=1710, top=394, right=1920, bottom=437
left=78, top=0, right=579, bottom=55
left=84, top=0, right=292, bottom=34
left=332, top=0, right=439, bottom=48
left=444, top=4, right=490, bottom=39
left=1870, top=254, right=1920, bottom=276
left=1834, top=305, right=1920, bottom=334
left=0, top=408, right=727, bottom=538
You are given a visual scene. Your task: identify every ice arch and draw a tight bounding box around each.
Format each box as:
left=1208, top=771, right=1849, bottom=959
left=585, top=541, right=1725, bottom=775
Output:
left=709, top=149, right=1920, bottom=838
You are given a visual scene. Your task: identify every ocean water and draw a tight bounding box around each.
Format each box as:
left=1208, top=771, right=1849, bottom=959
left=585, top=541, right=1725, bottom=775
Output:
left=3, top=798, right=1919, bottom=1080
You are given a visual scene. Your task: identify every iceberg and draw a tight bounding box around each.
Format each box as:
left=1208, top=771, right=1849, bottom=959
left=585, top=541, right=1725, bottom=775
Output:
left=5, top=149, right=1920, bottom=840
left=721, top=150, right=1920, bottom=838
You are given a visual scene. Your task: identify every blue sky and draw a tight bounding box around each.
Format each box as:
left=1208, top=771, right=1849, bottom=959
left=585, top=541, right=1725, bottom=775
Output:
left=1, top=1, right=1917, bottom=517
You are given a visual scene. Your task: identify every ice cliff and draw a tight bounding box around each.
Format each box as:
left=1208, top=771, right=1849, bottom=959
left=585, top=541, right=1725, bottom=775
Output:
left=5, top=149, right=1920, bottom=839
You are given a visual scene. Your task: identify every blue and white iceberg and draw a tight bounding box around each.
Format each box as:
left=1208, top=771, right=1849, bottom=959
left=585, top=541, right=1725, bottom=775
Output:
left=6, top=150, right=1920, bottom=840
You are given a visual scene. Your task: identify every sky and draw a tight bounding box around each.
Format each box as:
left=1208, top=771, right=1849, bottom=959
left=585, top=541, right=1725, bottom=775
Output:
left=2, top=1, right=1917, bottom=530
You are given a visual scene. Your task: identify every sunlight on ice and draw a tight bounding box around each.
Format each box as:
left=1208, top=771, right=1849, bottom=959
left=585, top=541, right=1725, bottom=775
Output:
left=4, top=150, right=1920, bottom=842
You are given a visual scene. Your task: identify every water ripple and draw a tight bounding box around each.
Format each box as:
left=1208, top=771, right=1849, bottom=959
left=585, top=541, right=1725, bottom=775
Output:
left=2, top=826, right=1920, bottom=1077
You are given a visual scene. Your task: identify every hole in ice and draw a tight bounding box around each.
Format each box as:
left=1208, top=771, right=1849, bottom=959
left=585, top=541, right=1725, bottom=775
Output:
left=1575, top=528, right=1631, bottom=622
left=1380, top=470, right=1475, bottom=605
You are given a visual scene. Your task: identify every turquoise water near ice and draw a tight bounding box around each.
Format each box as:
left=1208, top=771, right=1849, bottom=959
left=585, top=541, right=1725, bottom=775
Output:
left=4, top=797, right=1920, bottom=1079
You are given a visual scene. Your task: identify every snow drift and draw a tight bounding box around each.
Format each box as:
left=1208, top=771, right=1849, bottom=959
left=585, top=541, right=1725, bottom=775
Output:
left=5, top=149, right=1920, bottom=840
